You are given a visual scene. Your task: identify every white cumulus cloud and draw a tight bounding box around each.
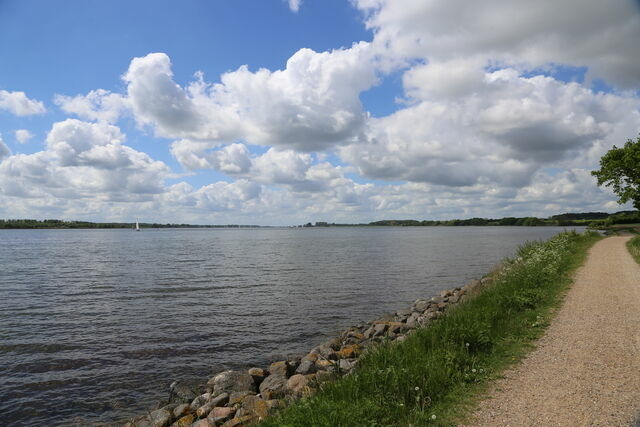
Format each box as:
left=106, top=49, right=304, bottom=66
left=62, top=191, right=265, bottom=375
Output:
left=0, top=90, right=46, bottom=116
left=54, top=89, right=129, bottom=123
left=14, top=129, right=34, bottom=144
left=123, top=45, right=377, bottom=151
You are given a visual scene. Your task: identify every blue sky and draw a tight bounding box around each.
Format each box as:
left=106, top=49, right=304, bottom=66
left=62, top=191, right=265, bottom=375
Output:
left=0, top=0, right=639, bottom=224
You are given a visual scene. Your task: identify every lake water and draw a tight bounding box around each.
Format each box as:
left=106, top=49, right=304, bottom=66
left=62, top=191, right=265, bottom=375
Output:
left=0, top=226, right=583, bottom=425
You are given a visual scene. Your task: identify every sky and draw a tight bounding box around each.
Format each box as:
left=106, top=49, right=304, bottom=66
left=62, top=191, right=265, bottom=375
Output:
left=0, top=0, right=639, bottom=225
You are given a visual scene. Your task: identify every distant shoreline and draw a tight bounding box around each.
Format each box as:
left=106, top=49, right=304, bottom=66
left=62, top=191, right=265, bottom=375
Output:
left=1, top=210, right=637, bottom=229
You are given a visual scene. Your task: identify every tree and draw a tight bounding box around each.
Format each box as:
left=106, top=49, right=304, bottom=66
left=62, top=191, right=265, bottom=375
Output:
left=592, top=136, right=640, bottom=210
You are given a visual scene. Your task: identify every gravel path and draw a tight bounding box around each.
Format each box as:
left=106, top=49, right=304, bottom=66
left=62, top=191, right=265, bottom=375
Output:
left=468, top=236, right=640, bottom=426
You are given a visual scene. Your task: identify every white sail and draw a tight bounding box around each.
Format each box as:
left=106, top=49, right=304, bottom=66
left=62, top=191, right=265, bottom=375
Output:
left=135, top=219, right=140, bottom=231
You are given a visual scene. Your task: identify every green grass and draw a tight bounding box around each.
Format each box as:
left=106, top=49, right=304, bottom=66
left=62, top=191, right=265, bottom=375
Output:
left=261, top=231, right=602, bottom=427
left=627, top=235, right=640, bottom=264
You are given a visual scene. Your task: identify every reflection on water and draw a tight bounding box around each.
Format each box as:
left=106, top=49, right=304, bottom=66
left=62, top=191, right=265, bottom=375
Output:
left=0, top=226, right=582, bottom=425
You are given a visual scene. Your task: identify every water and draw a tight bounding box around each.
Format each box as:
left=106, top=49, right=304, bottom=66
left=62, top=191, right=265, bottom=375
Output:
left=0, top=226, right=583, bottom=425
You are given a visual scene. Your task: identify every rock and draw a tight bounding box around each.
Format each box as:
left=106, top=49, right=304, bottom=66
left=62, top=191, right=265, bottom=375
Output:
left=311, top=344, right=337, bottom=360
left=149, top=408, right=172, bottom=427
left=440, top=289, right=453, bottom=298
left=295, top=358, right=316, bottom=375
left=338, top=359, right=357, bottom=373
left=229, top=391, right=255, bottom=406
left=395, top=335, right=407, bottom=343
left=207, top=407, right=236, bottom=425
left=169, top=381, right=197, bottom=404
left=240, top=395, right=270, bottom=419
left=449, top=293, right=461, bottom=304
left=207, top=371, right=256, bottom=396
left=387, top=322, right=406, bottom=335
left=131, top=416, right=154, bottom=427
left=430, top=295, right=445, bottom=304
left=315, top=359, right=334, bottom=370
left=210, top=392, right=230, bottom=407
left=189, top=393, right=211, bottom=411
left=268, top=361, right=292, bottom=377
left=258, top=374, right=288, bottom=400
left=346, top=331, right=365, bottom=340
left=336, top=344, right=360, bottom=359
left=220, top=415, right=256, bottom=427
left=405, top=316, right=417, bottom=328
left=286, top=374, right=310, bottom=397
left=413, top=300, right=431, bottom=312
left=426, top=310, right=442, bottom=320
left=396, top=308, right=413, bottom=317
left=247, top=368, right=266, bottom=387
left=373, top=323, right=387, bottom=337
left=301, top=353, right=319, bottom=362
left=363, top=326, right=376, bottom=339
left=191, top=420, right=213, bottom=427
left=170, top=414, right=195, bottom=427
left=172, top=404, right=190, bottom=419
left=196, top=398, right=219, bottom=418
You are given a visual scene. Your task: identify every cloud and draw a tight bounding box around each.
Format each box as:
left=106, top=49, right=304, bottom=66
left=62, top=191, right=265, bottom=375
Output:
left=355, top=0, right=640, bottom=89
left=0, top=119, right=170, bottom=201
left=123, top=45, right=377, bottom=151
left=0, top=90, right=46, bottom=116
left=340, top=68, right=640, bottom=187
left=54, top=89, right=129, bottom=123
left=15, top=129, right=34, bottom=144
left=287, top=0, right=301, bottom=13
left=0, top=134, right=10, bottom=160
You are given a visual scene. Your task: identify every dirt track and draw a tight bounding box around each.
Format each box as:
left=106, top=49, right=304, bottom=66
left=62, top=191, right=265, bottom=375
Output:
left=468, top=236, right=640, bottom=426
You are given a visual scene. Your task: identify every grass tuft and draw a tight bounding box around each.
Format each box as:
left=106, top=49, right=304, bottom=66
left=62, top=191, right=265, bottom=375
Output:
left=260, top=231, right=602, bottom=427
left=627, top=235, right=640, bottom=264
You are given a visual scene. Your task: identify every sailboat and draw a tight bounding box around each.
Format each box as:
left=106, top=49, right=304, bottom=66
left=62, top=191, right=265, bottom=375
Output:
left=135, top=219, right=140, bottom=231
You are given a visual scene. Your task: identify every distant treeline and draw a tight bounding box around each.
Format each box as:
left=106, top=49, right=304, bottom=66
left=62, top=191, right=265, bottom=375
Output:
left=0, top=219, right=263, bottom=229
left=304, top=211, right=639, bottom=228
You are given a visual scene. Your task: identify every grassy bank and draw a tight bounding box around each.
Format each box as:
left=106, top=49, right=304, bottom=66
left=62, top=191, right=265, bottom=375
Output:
left=261, top=231, right=601, bottom=426
left=627, top=235, right=640, bottom=264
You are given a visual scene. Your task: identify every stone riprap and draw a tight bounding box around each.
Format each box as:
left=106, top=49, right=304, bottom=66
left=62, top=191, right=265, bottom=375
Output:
left=125, top=277, right=488, bottom=427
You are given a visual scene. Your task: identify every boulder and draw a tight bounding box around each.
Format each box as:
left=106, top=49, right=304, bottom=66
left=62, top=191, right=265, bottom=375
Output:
left=373, top=323, right=387, bottom=337
left=315, top=359, right=334, bottom=370
left=172, top=403, right=190, bottom=419
left=169, top=381, right=197, bottom=404
left=207, top=407, right=235, bottom=425
left=413, top=300, right=430, bottom=312
left=210, top=392, right=230, bottom=407
left=240, top=395, right=270, bottom=419
left=268, top=361, right=292, bottom=377
left=170, top=414, right=195, bottom=427
left=207, top=370, right=256, bottom=396
left=336, top=344, right=360, bottom=359
left=258, top=374, right=288, bottom=400
left=191, top=420, right=213, bottom=427
left=311, top=344, right=337, bottom=360
left=338, top=359, right=357, bottom=373
left=149, top=408, right=172, bottom=427
left=131, top=416, right=154, bottom=427
left=229, top=391, right=255, bottom=406
left=247, top=368, right=266, bottom=387
left=286, top=374, right=310, bottom=397
left=295, top=358, right=316, bottom=375
left=220, top=415, right=256, bottom=427
left=363, top=326, right=376, bottom=339
left=189, top=393, right=211, bottom=411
